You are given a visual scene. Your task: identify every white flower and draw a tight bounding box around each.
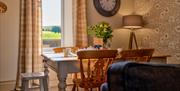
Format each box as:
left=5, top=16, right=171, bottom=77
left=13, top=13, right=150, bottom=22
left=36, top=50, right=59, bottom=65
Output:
left=168, top=16, right=176, bottom=23
left=175, top=25, right=180, bottom=33
left=154, top=28, right=160, bottom=33
left=160, top=11, right=166, bottom=18
left=154, top=3, right=160, bottom=9
left=175, top=53, right=180, bottom=60
left=168, top=42, right=176, bottom=49
left=164, top=8, right=169, bottom=13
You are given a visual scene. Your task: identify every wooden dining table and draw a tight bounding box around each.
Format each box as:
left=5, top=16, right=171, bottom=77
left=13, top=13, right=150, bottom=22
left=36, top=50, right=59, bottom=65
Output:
left=42, top=50, right=170, bottom=91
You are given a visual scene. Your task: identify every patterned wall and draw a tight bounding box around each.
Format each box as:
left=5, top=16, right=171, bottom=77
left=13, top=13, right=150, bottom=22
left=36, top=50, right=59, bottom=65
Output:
left=134, top=0, right=180, bottom=63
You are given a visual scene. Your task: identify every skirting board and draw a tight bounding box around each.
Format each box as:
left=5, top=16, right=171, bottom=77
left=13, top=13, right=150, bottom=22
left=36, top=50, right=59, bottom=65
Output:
left=0, top=80, right=16, bottom=86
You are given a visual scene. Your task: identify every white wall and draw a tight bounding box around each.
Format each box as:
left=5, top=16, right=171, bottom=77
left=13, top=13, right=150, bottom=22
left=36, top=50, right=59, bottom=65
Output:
left=0, top=0, right=19, bottom=81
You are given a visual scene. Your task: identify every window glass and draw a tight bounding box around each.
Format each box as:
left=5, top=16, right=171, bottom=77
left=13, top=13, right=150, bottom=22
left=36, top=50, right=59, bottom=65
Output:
left=42, top=0, right=61, bottom=47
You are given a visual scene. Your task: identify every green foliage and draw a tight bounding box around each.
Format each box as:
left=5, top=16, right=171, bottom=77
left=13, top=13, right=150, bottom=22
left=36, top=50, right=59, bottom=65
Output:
left=42, top=26, right=61, bottom=39
left=52, top=26, right=61, bottom=33
left=42, top=26, right=61, bottom=33
left=42, top=31, right=61, bottom=39
left=42, top=26, right=51, bottom=31
left=88, top=22, right=113, bottom=43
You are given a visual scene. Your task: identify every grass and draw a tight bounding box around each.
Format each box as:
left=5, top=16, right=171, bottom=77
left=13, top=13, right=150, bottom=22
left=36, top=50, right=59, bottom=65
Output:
left=42, top=31, right=61, bottom=39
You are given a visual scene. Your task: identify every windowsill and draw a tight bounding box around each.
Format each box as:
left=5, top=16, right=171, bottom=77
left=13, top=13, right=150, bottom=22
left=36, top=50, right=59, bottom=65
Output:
left=43, top=39, right=61, bottom=47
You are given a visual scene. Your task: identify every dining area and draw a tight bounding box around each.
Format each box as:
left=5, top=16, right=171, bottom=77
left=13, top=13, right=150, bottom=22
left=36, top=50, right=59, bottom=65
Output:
left=1, top=0, right=180, bottom=91
left=41, top=47, right=170, bottom=91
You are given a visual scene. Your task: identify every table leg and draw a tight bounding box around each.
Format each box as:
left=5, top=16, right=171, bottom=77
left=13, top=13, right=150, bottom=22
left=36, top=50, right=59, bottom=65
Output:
left=43, top=59, right=49, bottom=75
left=57, top=73, right=67, bottom=91
left=43, top=59, right=49, bottom=88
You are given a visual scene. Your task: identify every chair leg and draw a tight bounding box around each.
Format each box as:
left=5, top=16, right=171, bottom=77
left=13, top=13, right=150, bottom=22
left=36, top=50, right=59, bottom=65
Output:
left=72, top=84, right=79, bottom=91
left=84, top=88, right=89, bottom=91
left=98, top=87, right=100, bottom=91
left=39, top=79, right=44, bottom=91
left=22, top=79, right=29, bottom=91
left=43, top=77, right=49, bottom=91
left=76, top=86, right=79, bottom=91
left=72, top=84, right=76, bottom=91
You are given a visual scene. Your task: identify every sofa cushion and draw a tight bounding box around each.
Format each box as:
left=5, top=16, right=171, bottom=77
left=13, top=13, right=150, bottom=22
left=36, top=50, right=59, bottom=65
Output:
left=107, top=61, right=180, bottom=91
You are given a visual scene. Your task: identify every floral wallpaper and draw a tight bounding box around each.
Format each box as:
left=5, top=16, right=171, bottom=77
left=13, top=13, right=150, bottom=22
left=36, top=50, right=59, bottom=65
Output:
left=134, top=0, right=180, bottom=63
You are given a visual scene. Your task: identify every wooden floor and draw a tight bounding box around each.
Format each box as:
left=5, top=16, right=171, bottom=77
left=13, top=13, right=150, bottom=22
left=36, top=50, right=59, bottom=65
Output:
left=0, top=83, right=98, bottom=91
left=0, top=83, right=59, bottom=91
left=0, top=70, right=98, bottom=91
left=0, top=83, right=76, bottom=91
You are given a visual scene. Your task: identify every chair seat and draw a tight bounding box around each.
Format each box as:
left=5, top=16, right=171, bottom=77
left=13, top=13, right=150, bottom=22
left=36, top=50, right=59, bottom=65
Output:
left=73, top=77, right=105, bottom=88
left=21, top=72, right=46, bottom=80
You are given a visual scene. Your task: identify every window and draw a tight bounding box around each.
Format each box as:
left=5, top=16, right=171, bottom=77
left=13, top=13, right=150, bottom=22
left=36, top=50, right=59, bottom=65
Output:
left=42, top=0, right=61, bottom=47
left=42, top=0, right=74, bottom=48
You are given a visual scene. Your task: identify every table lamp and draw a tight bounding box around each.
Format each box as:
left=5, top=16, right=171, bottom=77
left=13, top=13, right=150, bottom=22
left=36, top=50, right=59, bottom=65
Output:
left=122, top=15, right=143, bottom=49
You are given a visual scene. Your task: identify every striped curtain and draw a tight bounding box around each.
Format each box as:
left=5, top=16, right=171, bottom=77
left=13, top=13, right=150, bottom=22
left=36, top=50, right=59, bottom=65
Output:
left=14, top=0, right=42, bottom=90
left=74, top=0, right=88, bottom=48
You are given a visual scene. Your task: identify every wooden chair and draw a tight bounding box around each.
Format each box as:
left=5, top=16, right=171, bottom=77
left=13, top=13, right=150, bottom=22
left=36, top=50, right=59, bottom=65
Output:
left=72, top=50, right=118, bottom=91
left=119, top=49, right=154, bottom=62
left=21, top=72, right=48, bottom=91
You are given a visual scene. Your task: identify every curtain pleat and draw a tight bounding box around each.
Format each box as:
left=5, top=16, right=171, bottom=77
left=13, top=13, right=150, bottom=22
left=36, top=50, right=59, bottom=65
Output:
left=14, top=0, right=42, bottom=90
left=74, top=0, right=88, bottom=48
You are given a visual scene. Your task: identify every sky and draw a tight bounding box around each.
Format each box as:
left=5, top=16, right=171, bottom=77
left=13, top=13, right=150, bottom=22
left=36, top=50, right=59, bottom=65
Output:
left=42, top=0, right=61, bottom=26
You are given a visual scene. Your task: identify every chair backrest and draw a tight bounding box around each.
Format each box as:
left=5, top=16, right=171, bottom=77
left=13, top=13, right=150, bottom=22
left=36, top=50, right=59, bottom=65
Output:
left=53, top=47, right=78, bottom=53
left=77, top=50, right=118, bottom=88
left=120, top=49, right=154, bottom=62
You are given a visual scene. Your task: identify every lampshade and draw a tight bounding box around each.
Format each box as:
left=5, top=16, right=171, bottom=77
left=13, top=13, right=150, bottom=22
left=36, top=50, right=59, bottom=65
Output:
left=122, top=15, right=143, bottom=29
left=0, top=1, right=7, bottom=13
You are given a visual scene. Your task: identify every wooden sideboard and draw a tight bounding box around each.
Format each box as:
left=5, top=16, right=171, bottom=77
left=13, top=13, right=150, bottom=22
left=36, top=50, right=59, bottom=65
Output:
left=151, top=54, right=171, bottom=64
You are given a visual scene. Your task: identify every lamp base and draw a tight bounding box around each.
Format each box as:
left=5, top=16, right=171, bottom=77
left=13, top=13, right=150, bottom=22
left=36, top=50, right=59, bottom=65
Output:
left=129, top=30, right=138, bottom=49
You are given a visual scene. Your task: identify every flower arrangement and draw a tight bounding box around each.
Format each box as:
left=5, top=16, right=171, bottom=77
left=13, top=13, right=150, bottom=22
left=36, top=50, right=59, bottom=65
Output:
left=88, top=22, right=113, bottom=44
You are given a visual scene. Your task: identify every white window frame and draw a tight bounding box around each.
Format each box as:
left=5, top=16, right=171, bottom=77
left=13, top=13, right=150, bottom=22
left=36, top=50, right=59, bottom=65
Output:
left=61, top=0, right=74, bottom=47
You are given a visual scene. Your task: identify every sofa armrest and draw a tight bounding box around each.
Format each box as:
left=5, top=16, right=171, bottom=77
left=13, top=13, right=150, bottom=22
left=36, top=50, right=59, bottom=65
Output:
left=101, top=83, right=108, bottom=91
left=106, top=62, right=133, bottom=91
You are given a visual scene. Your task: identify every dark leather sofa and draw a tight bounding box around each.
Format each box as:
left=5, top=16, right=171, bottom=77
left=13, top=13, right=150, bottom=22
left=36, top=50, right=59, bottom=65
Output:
left=101, top=61, right=180, bottom=91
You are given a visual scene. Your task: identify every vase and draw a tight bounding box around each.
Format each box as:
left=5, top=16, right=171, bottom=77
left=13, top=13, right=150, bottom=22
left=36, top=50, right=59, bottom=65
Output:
left=103, top=39, right=111, bottom=49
